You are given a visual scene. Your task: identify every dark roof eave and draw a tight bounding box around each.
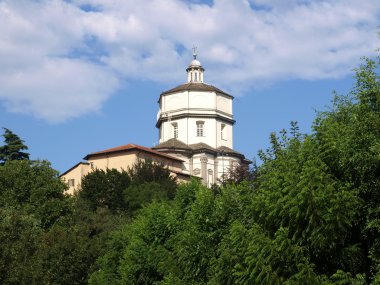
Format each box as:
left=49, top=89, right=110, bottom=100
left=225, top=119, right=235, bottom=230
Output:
left=154, top=141, right=248, bottom=160
left=156, top=113, right=236, bottom=128
left=193, top=148, right=246, bottom=159
left=159, top=83, right=234, bottom=99
left=60, top=162, right=90, bottom=177
left=84, top=145, right=184, bottom=162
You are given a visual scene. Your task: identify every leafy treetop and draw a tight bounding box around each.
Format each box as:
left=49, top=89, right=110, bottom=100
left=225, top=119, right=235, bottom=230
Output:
left=0, top=128, right=29, bottom=165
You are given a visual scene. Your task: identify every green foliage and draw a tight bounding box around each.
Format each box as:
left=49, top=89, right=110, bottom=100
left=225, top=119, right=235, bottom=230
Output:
left=252, top=136, right=361, bottom=273
left=78, top=160, right=178, bottom=217
left=314, top=56, right=380, bottom=280
left=79, top=168, right=131, bottom=212
left=328, top=270, right=367, bottom=285
left=33, top=207, right=125, bottom=285
left=0, top=160, right=71, bottom=229
left=89, top=200, right=178, bottom=285
left=33, top=225, right=95, bottom=285
left=0, top=128, right=29, bottom=165
left=219, top=163, right=256, bottom=186
left=128, top=159, right=177, bottom=199
left=0, top=207, right=41, bottom=285
left=0, top=159, right=130, bottom=284
left=125, top=181, right=170, bottom=215
left=74, top=160, right=181, bottom=283
left=91, top=180, right=252, bottom=284
left=0, top=160, right=75, bottom=284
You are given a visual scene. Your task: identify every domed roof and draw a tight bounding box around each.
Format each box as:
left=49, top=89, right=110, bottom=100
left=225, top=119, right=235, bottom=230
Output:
left=189, top=59, right=201, bottom=67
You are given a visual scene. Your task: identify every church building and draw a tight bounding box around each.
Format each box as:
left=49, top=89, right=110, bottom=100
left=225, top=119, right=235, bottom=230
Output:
left=152, top=49, right=250, bottom=185
left=60, top=50, right=250, bottom=194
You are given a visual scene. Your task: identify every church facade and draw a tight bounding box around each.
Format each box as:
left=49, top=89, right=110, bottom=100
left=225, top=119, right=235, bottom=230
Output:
left=60, top=52, right=249, bottom=193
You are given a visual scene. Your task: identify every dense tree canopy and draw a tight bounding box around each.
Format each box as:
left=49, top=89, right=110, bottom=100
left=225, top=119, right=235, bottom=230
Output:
left=0, top=160, right=71, bottom=229
left=79, top=168, right=131, bottom=212
left=78, top=160, right=177, bottom=216
left=0, top=158, right=180, bottom=284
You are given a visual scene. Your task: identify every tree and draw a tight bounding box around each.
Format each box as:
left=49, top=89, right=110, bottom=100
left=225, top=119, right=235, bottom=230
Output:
left=79, top=168, right=131, bottom=212
left=78, top=160, right=178, bottom=215
left=0, top=160, right=71, bottom=229
left=0, top=128, right=29, bottom=165
left=312, top=56, right=380, bottom=282
left=219, top=163, right=256, bottom=186
left=90, top=180, right=252, bottom=285
left=127, top=159, right=177, bottom=200
left=0, top=207, right=42, bottom=284
left=32, top=206, right=126, bottom=285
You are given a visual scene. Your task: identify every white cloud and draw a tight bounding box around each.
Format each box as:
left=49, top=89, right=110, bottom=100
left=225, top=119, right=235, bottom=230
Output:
left=0, top=0, right=379, bottom=122
left=0, top=58, right=118, bottom=123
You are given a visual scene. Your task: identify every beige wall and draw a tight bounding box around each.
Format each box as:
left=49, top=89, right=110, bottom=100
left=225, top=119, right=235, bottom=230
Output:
left=61, top=163, right=90, bottom=195
left=61, top=150, right=188, bottom=195
left=87, top=152, right=136, bottom=172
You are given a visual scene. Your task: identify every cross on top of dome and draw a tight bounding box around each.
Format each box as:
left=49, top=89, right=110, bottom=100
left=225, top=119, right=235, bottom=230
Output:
left=192, top=45, right=198, bottom=60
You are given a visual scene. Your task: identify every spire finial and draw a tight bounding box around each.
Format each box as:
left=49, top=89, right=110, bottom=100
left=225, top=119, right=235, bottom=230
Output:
left=192, top=45, right=197, bottom=60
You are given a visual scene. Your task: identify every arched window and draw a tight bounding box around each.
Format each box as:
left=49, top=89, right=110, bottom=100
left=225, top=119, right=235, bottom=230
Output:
left=196, top=121, right=204, bottom=137
left=221, top=124, right=226, bottom=140
left=208, top=169, right=213, bottom=186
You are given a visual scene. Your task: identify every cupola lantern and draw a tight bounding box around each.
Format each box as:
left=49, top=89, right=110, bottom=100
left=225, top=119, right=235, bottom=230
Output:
left=186, top=46, right=204, bottom=83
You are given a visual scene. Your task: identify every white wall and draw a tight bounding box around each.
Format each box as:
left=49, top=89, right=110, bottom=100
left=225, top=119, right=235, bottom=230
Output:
left=160, top=91, right=233, bottom=117
left=164, top=92, right=187, bottom=111
left=189, top=91, right=215, bottom=109
left=216, top=94, right=232, bottom=114
left=190, top=154, right=242, bottom=186
left=158, top=90, right=234, bottom=149
left=216, top=120, right=233, bottom=149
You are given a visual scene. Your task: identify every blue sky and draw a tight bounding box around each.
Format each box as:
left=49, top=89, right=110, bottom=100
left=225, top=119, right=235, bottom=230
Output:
left=0, top=0, right=379, bottom=173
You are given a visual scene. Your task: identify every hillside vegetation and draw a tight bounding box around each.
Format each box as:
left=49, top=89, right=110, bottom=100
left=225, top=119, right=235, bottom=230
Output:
left=1, top=55, right=380, bottom=284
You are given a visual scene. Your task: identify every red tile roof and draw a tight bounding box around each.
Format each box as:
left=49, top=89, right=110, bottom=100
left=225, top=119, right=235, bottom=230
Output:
left=83, top=143, right=184, bottom=162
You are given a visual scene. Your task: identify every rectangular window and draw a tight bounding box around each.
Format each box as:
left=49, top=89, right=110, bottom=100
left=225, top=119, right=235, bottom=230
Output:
left=196, top=121, right=204, bottom=137
left=172, top=123, right=178, bottom=139
left=68, top=179, right=75, bottom=187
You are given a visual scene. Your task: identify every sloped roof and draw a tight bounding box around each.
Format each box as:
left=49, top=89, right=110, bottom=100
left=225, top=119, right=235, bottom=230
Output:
left=189, top=143, right=243, bottom=156
left=152, top=139, right=191, bottom=150
left=59, top=162, right=89, bottom=177
left=160, top=82, right=233, bottom=98
left=153, top=140, right=245, bottom=159
left=84, top=143, right=184, bottom=162
left=216, top=145, right=243, bottom=155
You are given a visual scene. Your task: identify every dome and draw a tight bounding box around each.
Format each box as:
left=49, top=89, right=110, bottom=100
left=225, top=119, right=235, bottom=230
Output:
left=189, top=59, right=201, bottom=67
